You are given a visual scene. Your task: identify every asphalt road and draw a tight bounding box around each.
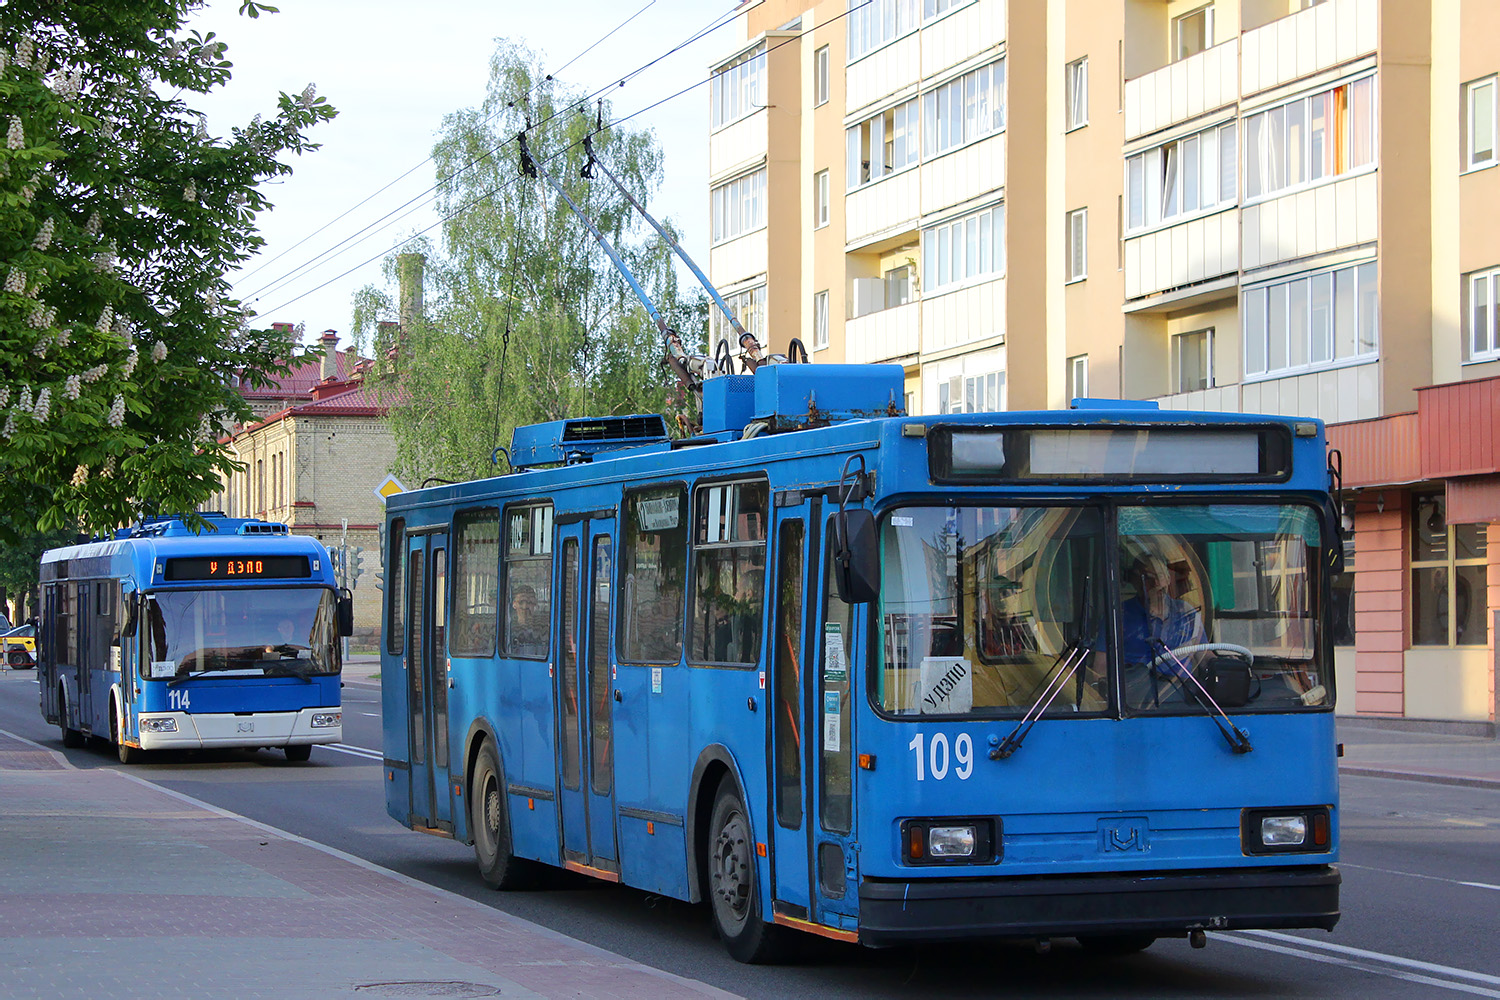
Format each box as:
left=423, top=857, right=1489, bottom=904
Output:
left=4, top=666, right=1499, bottom=999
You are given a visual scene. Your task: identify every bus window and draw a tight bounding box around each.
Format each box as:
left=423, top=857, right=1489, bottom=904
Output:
left=821, top=536, right=853, bottom=834
left=452, top=509, right=499, bottom=656
left=620, top=486, right=687, bottom=664
left=690, top=480, right=769, bottom=666
left=877, top=506, right=1108, bottom=717
left=142, top=588, right=343, bottom=679
left=774, top=520, right=804, bottom=830
left=387, top=519, right=406, bottom=655
left=589, top=536, right=613, bottom=795
left=503, top=504, right=552, bottom=659
left=559, top=539, right=581, bottom=791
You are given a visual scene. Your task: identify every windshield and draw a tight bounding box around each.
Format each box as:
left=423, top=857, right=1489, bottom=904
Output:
left=877, top=502, right=1328, bottom=718
left=1120, top=504, right=1325, bottom=712
left=878, top=506, right=1109, bottom=717
left=144, top=587, right=341, bottom=680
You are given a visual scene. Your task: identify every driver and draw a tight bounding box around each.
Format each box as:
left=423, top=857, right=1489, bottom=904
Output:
left=1121, top=555, right=1204, bottom=675
left=265, top=617, right=299, bottom=659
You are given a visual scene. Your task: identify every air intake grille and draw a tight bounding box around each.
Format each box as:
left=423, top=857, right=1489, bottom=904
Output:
left=561, top=415, right=668, bottom=443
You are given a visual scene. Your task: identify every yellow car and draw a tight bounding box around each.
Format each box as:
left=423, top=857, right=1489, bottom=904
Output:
left=1, top=624, right=35, bottom=669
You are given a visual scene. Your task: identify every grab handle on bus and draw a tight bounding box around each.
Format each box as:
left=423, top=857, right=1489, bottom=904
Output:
left=337, top=588, right=354, bottom=638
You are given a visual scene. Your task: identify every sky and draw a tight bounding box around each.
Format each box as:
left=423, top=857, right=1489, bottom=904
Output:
left=188, top=0, right=744, bottom=352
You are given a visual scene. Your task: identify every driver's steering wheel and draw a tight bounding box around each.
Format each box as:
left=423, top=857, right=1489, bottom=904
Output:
left=1147, top=642, right=1254, bottom=671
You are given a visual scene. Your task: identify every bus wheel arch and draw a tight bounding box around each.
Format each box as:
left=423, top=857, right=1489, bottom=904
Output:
left=110, top=692, right=141, bottom=765
left=469, top=734, right=539, bottom=890
left=686, top=745, right=747, bottom=906
left=462, top=718, right=501, bottom=845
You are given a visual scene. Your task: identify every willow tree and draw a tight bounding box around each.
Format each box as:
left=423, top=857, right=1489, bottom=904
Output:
left=353, top=41, right=702, bottom=486
left=0, top=2, right=335, bottom=534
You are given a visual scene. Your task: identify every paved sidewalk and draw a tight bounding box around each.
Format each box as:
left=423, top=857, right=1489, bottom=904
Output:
left=0, top=728, right=737, bottom=1000
left=1337, top=718, right=1500, bottom=791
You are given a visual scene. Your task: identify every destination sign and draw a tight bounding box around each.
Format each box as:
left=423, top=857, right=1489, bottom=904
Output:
left=163, top=556, right=311, bottom=581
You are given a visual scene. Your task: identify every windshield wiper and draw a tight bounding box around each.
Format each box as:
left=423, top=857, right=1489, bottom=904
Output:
left=1152, top=639, right=1253, bottom=754
left=992, top=641, right=1093, bottom=759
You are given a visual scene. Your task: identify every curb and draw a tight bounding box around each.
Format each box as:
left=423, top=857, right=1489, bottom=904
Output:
left=1338, top=765, right=1500, bottom=792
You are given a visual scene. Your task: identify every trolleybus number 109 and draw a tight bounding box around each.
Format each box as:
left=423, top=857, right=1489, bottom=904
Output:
left=907, top=732, right=975, bottom=782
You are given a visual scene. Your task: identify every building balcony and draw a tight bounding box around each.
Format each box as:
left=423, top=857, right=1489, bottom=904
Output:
left=920, top=277, right=1005, bottom=357
left=1124, top=207, right=1239, bottom=301
left=918, top=0, right=1005, bottom=90
left=708, top=228, right=768, bottom=290
left=708, top=109, right=767, bottom=183
left=1124, top=38, right=1237, bottom=141
left=1242, top=171, right=1376, bottom=271
left=846, top=169, right=922, bottom=248
left=845, top=298, right=920, bottom=365
left=1241, top=0, right=1377, bottom=99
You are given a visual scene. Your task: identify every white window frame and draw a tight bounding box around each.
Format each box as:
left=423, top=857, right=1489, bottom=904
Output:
left=815, top=46, right=831, bottom=107
left=1466, top=75, right=1497, bottom=171
left=813, top=290, right=830, bottom=350
left=1066, top=208, right=1088, bottom=283
left=1243, top=261, right=1378, bottom=380
left=1243, top=75, right=1377, bottom=204
left=712, top=285, right=766, bottom=353
left=848, top=0, right=921, bottom=62
left=847, top=98, right=921, bottom=191
left=1466, top=266, right=1500, bottom=362
left=921, top=202, right=1005, bottom=295
left=1066, top=57, right=1088, bottom=131
left=1172, top=327, right=1216, bottom=392
left=710, top=44, right=766, bottom=131
left=710, top=168, right=767, bottom=245
left=1125, top=122, right=1236, bottom=234
left=1067, top=355, right=1089, bottom=400
left=814, top=169, right=830, bottom=229
left=923, top=0, right=974, bottom=20
left=1172, top=4, right=1214, bottom=63
left=922, top=59, right=1006, bottom=160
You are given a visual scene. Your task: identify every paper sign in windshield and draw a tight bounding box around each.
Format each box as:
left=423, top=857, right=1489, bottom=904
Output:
left=919, top=656, right=972, bottom=714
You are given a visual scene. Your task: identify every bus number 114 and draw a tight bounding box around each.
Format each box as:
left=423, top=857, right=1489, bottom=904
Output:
left=907, top=732, right=974, bottom=781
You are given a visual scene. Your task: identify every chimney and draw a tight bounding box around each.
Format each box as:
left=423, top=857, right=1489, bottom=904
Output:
left=320, top=330, right=339, bottom=381
left=397, top=253, right=425, bottom=332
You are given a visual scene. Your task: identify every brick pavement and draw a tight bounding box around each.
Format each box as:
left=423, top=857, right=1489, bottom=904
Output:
left=0, top=729, right=737, bottom=1000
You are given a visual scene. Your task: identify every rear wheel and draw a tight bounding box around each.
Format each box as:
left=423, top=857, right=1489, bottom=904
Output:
left=57, top=688, right=84, bottom=749
left=284, top=744, right=312, bottom=763
left=1077, top=934, right=1158, bottom=956
left=112, top=703, right=142, bottom=764
left=471, top=740, right=538, bottom=889
left=707, top=781, right=787, bottom=964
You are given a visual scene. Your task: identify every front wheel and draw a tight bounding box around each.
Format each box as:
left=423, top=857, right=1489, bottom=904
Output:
left=284, top=744, right=312, bottom=763
left=471, top=740, right=539, bottom=889
left=58, top=687, right=85, bottom=749
left=8, top=649, right=31, bottom=668
left=707, top=782, right=787, bottom=964
left=113, top=704, right=142, bottom=764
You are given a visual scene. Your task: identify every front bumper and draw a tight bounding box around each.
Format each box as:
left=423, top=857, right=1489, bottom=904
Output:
left=137, top=708, right=341, bottom=750
left=858, top=864, right=1340, bottom=946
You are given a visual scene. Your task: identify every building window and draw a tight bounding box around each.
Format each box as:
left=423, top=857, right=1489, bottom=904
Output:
left=1066, top=57, right=1088, bottom=130
left=1466, top=75, right=1496, bottom=170
left=922, top=203, right=1005, bottom=293
left=938, top=371, right=1004, bottom=414
left=814, top=169, right=830, bottom=228
left=1411, top=493, right=1489, bottom=647
left=923, top=0, right=973, bottom=19
left=711, top=44, right=766, bottom=130
left=922, top=59, right=1005, bottom=159
left=1245, top=76, right=1376, bottom=200
left=1066, top=208, right=1087, bottom=282
left=847, top=0, right=920, bottom=62
left=813, top=290, right=829, bottom=349
left=847, top=98, right=919, bottom=189
left=1172, top=328, right=1215, bottom=392
left=1243, top=261, right=1377, bottom=378
left=1172, top=4, right=1213, bottom=62
left=1067, top=354, right=1089, bottom=399
left=712, top=285, right=766, bottom=355
left=884, top=264, right=911, bottom=308
left=1126, top=122, right=1236, bottom=232
left=815, top=45, right=830, bottom=107
left=710, top=168, right=766, bottom=244
left=1467, top=266, right=1500, bottom=361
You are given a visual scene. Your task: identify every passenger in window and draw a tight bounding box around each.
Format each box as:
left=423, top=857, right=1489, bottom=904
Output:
left=508, top=584, right=545, bottom=656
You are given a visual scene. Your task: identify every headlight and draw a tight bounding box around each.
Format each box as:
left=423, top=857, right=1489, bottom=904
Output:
left=311, top=712, right=341, bottom=728
left=1243, top=806, right=1331, bottom=854
left=902, top=818, right=998, bottom=865
left=140, top=717, right=178, bottom=733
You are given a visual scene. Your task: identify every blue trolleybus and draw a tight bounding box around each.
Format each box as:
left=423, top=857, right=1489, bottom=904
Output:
left=39, top=514, right=351, bottom=763
left=382, top=363, right=1341, bottom=961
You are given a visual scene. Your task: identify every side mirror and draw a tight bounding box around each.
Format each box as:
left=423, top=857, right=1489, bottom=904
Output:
left=337, top=591, right=354, bottom=637
left=833, top=509, right=880, bottom=604
left=120, top=596, right=138, bottom=638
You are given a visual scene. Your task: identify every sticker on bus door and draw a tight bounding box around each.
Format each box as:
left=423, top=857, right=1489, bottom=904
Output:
left=823, top=691, right=841, bottom=752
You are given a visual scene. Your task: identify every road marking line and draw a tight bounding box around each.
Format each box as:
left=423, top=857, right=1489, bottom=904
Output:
left=1342, top=862, right=1500, bottom=893
left=1218, top=933, right=1500, bottom=998
left=323, top=743, right=382, bottom=761
left=362, top=713, right=380, bottom=717
left=1232, top=929, right=1500, bottom=988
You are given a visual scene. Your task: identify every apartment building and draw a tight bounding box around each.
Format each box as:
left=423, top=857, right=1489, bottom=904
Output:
left=707, top=0, right=1499, bottom=727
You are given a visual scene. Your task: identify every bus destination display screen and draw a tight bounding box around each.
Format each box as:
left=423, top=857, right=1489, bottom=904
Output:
left=930, top=425, right=1293, bottom=484
left=163, top=556, right=312, bottom=581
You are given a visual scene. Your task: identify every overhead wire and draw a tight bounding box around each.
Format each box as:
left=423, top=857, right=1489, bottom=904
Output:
left=251, top=2, right=871, bottom=322
left=239, top=2, right=738, bottom=310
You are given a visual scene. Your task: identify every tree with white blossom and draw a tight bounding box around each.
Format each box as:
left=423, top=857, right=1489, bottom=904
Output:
left=0, top=1, right=335, bottom=533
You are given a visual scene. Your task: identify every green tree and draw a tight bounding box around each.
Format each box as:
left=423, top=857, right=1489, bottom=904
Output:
left=353, top=41, right=703, bottom=486
left=0, top=2, right=335, bottom=535
left=0, top=517, right=75, bottom=621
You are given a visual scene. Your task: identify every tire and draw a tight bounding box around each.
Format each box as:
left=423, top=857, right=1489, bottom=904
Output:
left=1077, top=934, right=1157, bottom=956
left=113, top=704, right=142, bottom=764
left=8, top=649, right=31, bottom=668
left=471, top=740, right=539, bottom=889
left=284, top=744, right=312, bottom=763
left=58, top=687, right=85, bottom=749
left=707, top=781, right=787, bottom=964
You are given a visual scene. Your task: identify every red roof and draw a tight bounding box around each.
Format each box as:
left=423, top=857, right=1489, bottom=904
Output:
left=239, top=348, right=372, bottom=399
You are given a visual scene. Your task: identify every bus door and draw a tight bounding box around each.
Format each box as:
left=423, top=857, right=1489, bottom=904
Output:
left=812, top=526, right=860, bottom=925
left=768, top=500, right=818, bottom=921
left=406, top=531, right=454, bottom=832
left=553, top=517, right=619, bottom=874
left=74, top=582, right=94, bottom=733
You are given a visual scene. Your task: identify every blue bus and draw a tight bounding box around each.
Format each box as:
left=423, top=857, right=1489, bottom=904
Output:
left=382, top=364, right=1340, bottom=962
left=39, top=514, right=351, bottom=763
